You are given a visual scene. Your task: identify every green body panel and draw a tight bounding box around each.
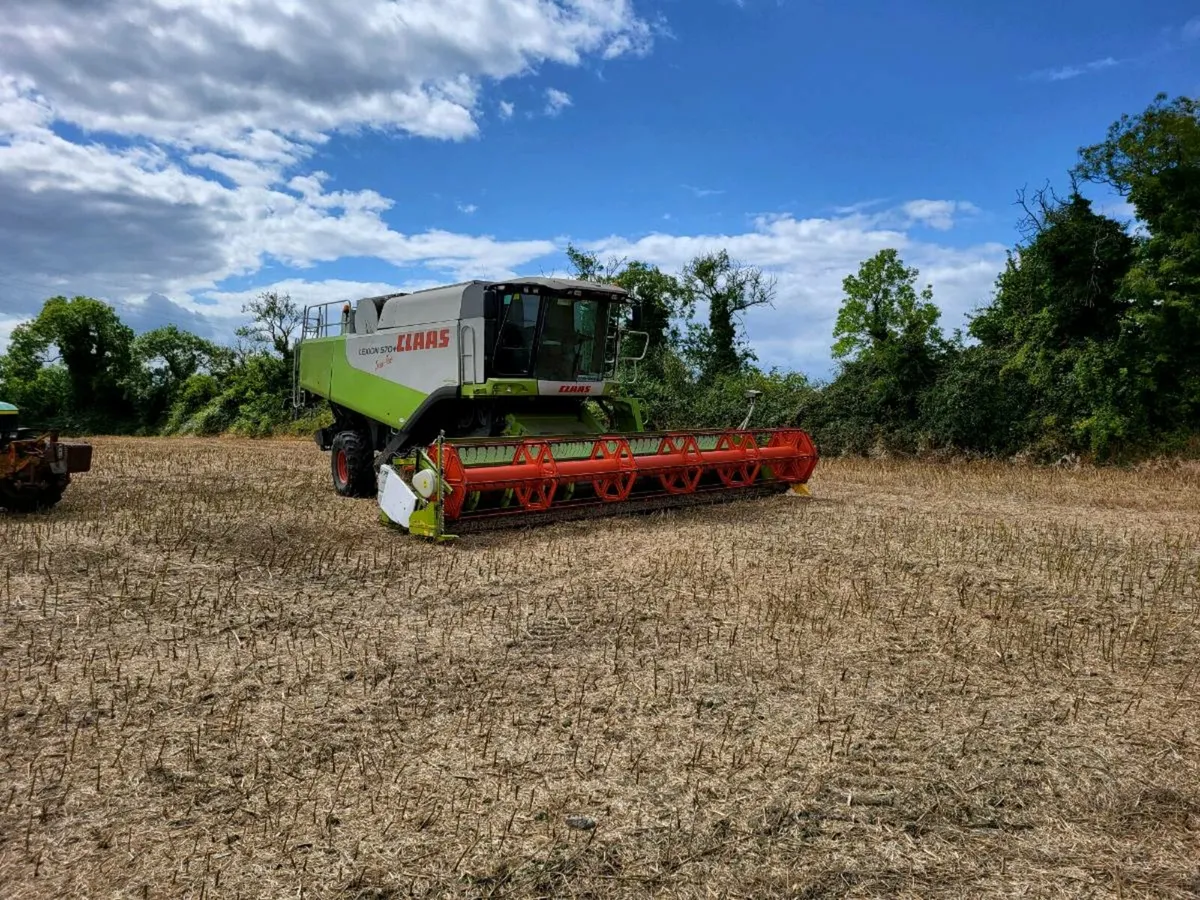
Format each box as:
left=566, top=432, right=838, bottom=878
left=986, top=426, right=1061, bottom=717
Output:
left=606, top=398, right=645, bottom=433
left=296, top=337, right=337, bottom=398
left=382, top=502, right=455, bottom=542
left=502, top=408, right=607, bottom=437
left=461, top=380, right=539, bottom=398
left=299, top=334, right=430, bottom=427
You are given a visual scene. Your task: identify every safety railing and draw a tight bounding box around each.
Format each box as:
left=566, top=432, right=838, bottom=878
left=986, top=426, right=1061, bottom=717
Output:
left=293, top=300, right=352, bottom=410
left=300, top=300, right=352, bottom=341
left=459, top=324, right=477, bottom=385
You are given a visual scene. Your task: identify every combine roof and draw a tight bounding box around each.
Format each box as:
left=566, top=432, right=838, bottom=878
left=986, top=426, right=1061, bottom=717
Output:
left=361, top=276, right=627, bottom=304
left=370, top=277, right=629, bottom=331
left=487, top=276, right=628, bottom=296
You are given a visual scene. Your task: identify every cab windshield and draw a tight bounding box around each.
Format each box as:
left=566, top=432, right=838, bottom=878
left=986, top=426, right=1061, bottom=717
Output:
left=491, top=290, right=616, bottom=381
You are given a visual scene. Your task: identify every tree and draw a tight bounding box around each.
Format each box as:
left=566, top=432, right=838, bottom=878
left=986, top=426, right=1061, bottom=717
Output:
left=236, top=290, right=301, bottom=358
left=564, top=245, right=623, bottom=284
left=1073, top=93, right=1200, bottom=436
left=0, top=296, right=136, bottom=428
left=614, top=261, right=683, bottom=357
left=1074, top=93, right=1200, bottom=238
left=919, top=346, right=1035, bottom=454
left=963, top=190, right=1141, bottom=457
left=134, top=326, right=232, bottom=382
left=832, top=249, right=942, bottom=361
left=820, top=250, right=947, bottom=450
left=679, top=250, right=774, bottom=380
left=129, top=326, right=233, bottom=429
left=971, top=190, right=1135, bottom=350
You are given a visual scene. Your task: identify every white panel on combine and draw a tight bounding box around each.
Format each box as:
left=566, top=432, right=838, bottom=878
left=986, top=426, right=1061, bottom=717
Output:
left=345, top=322, right=461, bottom=394
left=378, top=465, right=418, bottom=528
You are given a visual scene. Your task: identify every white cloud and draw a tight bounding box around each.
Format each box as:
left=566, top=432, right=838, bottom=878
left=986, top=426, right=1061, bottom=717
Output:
left=901, top=199, right=980, bottom=231
left=1029, top=56, right=1121, bottom=82
left=196, top=278, right=443, bottom=323
left=1100, top=200, right=1137, bottom=220
left=0, top=3, right=648, bottom=344
left=1184, top=17, right=1200, bottom=41
left=683, top=184, right=725, bottom=198
left=0, top=5, right=1003, bottom=380
left=457, top=202, right=479, bottom=214
left=0, top=122, right=556, bottom=300
left=544, top=88, right=573, bottom=116
left=832, top=198, right=890, bottom=215
left=0, top=1, right=653, bottom=150
left=0, top=315, right=26, bottom=358
left=0, top=200, right=1006, bottom=378
left=580, top=206, right=1006, bottom=377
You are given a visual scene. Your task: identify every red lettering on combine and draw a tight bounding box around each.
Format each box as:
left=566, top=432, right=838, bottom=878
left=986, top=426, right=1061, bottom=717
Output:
left=390, top=329, right=451, bottom=353
left=558, top=385, right=592, bottom=394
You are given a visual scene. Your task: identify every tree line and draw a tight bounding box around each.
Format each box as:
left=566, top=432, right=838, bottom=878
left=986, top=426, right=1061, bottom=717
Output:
left=0, top=290, right=308, bottom=438
left=1, top=93, right=1197, bottom=461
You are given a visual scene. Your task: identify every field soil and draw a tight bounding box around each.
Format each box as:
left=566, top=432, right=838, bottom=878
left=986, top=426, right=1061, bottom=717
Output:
left=2, top=437, right=1199, bottom=898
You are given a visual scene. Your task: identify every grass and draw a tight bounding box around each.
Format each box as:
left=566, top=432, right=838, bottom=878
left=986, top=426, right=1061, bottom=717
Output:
left=1, top=437, right=1198, bottom=899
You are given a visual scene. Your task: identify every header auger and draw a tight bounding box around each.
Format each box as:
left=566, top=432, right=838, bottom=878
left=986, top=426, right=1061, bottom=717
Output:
left=293, top=277, right=817, bottom=540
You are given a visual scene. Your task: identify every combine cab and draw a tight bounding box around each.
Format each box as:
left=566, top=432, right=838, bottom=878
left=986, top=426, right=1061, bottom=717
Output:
left=293, top=278, right=817, bottom=539
left=0, top=402, right=93, bottom=512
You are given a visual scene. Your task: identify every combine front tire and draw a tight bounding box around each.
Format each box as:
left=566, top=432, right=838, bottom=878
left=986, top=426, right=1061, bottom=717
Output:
left=330, top=431, right=375, bottom=498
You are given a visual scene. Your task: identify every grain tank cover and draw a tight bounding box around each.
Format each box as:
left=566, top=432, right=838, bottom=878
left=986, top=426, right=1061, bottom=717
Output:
left=355, top=296, right=390, bottom=334
left=377, top=282, right=488, bottom=329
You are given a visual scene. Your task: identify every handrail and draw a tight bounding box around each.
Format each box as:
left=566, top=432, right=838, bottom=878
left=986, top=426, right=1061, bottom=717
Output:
left=299, top=300, right=352, bottom=341
left=459, top=324, right=477, bottom=385
left=294, top=300, right=352, bottom=409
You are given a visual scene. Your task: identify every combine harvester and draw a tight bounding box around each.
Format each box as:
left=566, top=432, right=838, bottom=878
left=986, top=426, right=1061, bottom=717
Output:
left=293, top=278, right=817, bottom=540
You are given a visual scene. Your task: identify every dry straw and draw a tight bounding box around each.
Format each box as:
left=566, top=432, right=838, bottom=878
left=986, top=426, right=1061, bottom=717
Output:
left=1, top=438, right=1198, bottom=898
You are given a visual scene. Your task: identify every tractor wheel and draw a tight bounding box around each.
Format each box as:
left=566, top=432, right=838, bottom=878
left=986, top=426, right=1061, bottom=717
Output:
left=0, top=480, right=66, bottom=513
left=330, top=431, right=375, bottom=498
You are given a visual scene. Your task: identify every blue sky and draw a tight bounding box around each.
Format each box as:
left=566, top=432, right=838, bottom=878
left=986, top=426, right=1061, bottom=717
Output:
left=0, top=0, right=1197, bottom=378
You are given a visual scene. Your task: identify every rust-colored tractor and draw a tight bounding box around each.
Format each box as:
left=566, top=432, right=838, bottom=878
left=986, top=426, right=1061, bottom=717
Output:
left=0, top=402, right=92, bottom=512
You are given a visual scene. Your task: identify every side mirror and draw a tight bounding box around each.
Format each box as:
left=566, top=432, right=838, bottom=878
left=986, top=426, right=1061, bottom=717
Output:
left=617, top=329, right=650, bottom=362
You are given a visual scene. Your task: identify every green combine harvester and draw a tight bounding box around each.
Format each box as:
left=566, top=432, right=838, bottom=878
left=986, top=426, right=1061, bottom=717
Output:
left=293, top=277, right=818, bottom=539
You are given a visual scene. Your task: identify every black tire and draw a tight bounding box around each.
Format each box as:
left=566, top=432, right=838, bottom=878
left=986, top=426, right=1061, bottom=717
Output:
left=330, top=431, right=375, bottom=498
left=0, top=479, right=67, bottom=513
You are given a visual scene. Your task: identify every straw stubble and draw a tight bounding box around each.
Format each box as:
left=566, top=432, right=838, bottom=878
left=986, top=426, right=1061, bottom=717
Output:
left=1, top=438, right=1198, bottom=898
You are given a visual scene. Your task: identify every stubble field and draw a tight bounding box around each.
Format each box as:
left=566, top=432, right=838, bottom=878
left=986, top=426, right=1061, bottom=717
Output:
left=1, top=436, right=1199, bottom=899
